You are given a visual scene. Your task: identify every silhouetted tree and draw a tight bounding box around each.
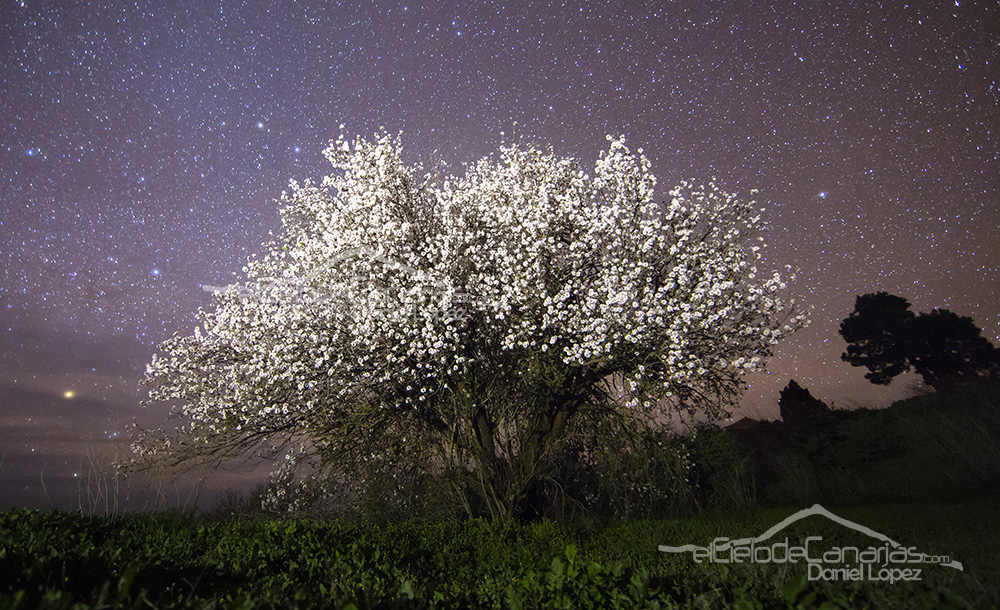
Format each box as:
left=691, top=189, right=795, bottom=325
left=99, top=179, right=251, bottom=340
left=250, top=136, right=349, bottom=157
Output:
left=906, top=309, right=1000, bottom=388
left=778, top=379, right=830, bottom=427
left=840, top=292, right=1000, bottom=389
left=839, top=292, right=914, bottom=385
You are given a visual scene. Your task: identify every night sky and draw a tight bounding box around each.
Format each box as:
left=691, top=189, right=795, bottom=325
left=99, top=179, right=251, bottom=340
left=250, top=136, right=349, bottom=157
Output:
left=2, top=1, right=997, bottom=511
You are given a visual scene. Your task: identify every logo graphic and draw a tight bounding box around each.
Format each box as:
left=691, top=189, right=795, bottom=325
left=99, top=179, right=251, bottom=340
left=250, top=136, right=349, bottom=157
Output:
left=659, top=504, right=962, bottom=584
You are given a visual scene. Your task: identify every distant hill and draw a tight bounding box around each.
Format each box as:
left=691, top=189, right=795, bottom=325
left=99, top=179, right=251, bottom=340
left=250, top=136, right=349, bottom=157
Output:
left=703, top=381, right=1000, bottom=508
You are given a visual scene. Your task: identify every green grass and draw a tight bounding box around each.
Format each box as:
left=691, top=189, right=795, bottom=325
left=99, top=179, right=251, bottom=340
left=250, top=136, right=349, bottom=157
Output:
left=1, top=499, right=997, bottom=609
left=4, top=383, right=997, bottom=608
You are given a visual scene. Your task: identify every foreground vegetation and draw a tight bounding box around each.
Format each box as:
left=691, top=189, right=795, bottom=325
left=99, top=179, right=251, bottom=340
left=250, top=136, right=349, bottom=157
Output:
left=4, top=385, right=997, bottom=608
left=2, top=499, right=997, bottom=609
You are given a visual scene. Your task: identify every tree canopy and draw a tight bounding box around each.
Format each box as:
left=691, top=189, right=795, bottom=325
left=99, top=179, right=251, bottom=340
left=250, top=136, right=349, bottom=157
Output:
left=839, top=292, right=999, bottom=389
left=134, top=131, right=807, bottom=518
left=839, top=292, right=914, bottom=385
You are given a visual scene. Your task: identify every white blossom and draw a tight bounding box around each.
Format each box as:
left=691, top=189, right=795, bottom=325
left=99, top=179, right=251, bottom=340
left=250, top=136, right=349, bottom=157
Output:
left=134, top=132, right=807, bottom=507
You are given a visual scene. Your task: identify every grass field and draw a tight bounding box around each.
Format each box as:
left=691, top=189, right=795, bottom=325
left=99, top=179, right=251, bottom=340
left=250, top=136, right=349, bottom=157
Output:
left=4, top=383, right=997, bottom=608
left=1, top=498, right=997, bottom=609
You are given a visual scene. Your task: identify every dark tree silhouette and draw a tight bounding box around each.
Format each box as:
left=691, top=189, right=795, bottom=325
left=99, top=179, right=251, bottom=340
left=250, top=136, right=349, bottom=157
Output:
left=906, top=309, right=1000, bottom=388
left=840, top=292, right=1000, bottom=389
left=839, top=292, right=914, bottom=385
left=778, top=379, right=830, bottom=426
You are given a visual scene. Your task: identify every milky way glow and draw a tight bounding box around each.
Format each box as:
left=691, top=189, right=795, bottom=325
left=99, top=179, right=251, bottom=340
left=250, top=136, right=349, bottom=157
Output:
left=1, top=1, right=997, bottom=510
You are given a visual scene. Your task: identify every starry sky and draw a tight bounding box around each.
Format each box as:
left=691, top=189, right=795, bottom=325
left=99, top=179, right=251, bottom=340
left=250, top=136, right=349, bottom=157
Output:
left=2, top=0, right=998, bottom=511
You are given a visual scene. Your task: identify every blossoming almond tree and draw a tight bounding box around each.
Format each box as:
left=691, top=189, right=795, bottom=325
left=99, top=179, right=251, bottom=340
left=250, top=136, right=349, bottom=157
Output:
left=135, top=131, right=807, bottom=519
